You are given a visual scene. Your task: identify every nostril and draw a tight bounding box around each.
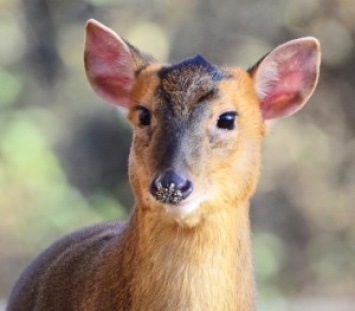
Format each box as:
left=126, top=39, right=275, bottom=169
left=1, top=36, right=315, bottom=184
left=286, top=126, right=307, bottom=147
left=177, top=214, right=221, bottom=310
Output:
left=149, top=169, right=193, bottom=204
left=179, top=179, right=193, bottom=198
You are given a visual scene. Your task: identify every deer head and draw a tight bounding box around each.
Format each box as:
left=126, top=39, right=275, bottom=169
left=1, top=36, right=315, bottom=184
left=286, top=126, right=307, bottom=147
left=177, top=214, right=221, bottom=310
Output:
left=84, top=19, right=320, bottom=225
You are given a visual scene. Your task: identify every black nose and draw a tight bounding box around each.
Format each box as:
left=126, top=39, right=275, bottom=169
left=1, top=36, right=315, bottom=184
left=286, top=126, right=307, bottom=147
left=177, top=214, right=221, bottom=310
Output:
left=150, top=169, right=193, bottom=204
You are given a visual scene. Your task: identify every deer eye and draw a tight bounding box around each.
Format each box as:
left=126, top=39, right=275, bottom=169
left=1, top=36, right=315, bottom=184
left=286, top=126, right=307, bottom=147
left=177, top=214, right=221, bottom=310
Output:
left=217, top=112, right=237, bottom=130
left=137, top=106, right=151, bottom=126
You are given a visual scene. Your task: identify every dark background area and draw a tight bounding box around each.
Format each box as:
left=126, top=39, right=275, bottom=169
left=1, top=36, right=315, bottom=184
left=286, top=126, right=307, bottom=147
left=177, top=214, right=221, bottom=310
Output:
left=1, top=0, right=355, bottom=309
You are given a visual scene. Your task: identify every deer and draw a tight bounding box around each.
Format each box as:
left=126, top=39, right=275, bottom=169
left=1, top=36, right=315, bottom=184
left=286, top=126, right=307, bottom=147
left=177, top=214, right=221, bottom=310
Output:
left=6, top=19, right=320, bottom=311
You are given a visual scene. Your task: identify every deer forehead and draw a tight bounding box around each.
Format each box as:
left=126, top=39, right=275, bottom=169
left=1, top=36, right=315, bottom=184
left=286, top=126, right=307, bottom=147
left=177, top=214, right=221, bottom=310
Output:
left=131, top=55, right=256, bottom=122
left=157, top=55, right=229, bottom=113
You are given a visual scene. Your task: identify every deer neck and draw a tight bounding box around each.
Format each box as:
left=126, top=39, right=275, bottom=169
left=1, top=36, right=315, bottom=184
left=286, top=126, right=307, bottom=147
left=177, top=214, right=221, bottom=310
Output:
left=127, top=201, right=255, bottom=311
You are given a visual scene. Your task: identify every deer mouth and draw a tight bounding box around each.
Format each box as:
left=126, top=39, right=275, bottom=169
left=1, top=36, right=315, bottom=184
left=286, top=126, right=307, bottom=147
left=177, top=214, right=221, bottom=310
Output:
left=163, top=196, right=204, bottom=215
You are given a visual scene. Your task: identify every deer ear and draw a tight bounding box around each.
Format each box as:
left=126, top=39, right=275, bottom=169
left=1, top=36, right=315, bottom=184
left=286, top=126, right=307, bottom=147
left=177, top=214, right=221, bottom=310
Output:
left=84, top=19, right=152, bottom=108
left=249, top=37, right=321, bottom=120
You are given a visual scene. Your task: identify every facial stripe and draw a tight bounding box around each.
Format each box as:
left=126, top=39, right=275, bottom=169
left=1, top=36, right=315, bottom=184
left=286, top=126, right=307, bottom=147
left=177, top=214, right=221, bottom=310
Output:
left=150, top=55, right=227, bottom=173
left=152, top=101, right=211, bottom=173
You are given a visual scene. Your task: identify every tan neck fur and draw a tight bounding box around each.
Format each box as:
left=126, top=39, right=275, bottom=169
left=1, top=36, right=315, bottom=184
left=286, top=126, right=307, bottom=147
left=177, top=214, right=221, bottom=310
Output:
left=126, top=201, right=255, bottom=311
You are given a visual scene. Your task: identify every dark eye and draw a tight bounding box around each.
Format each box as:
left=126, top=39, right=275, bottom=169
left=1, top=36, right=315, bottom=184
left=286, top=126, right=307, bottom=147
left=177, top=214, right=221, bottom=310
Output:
left=137, top=106, right=151, bottom=126
left=217, top=112, right=237, bottom=130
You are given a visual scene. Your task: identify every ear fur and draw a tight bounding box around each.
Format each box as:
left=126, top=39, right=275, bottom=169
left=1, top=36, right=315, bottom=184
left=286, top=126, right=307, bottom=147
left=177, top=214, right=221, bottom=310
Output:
left=84, top=19, right=153, bottom=108
left=249, top=37, right=321, bottom=120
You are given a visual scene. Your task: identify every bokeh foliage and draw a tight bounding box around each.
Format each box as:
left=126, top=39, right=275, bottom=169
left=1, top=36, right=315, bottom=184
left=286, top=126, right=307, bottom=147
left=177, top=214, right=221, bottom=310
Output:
left=1, top=0, right=355, bottom=309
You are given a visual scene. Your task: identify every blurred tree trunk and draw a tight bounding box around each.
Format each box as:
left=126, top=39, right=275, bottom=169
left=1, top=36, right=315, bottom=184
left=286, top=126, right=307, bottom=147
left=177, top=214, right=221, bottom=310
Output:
left=21, top=0, right=63, bottom=88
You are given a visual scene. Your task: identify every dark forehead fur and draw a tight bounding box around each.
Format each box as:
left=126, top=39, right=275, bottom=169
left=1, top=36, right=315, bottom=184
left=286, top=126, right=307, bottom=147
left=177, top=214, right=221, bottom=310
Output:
left=157, top=55, right=230, bottom=117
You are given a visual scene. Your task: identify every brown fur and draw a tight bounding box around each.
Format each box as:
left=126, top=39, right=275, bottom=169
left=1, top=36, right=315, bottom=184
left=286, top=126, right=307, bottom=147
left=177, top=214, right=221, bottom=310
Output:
left=7, top=20, right=320, bottom=311
left=7, top=67, right=262, bottom=311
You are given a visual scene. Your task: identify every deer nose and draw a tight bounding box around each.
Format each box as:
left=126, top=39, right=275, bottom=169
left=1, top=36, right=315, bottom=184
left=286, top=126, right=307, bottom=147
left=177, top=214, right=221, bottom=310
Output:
left=150, top=169, right=193, bottom=204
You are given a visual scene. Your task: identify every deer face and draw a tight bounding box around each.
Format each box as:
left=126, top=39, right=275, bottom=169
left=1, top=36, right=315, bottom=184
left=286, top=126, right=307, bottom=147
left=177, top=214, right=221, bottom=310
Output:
left=126, top=57, right=265, bottom=218
left=84, top=20, right=320, bottom=222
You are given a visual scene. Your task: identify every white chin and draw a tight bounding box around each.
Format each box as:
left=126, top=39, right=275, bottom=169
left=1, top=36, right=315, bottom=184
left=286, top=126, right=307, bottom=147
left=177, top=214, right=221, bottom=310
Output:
left=163, top=196, right=204, bottom=215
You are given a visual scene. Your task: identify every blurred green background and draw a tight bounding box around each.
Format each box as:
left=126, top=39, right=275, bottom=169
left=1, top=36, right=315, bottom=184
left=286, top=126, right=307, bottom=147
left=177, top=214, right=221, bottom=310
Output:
left=1, top=0, right=355, bottom=310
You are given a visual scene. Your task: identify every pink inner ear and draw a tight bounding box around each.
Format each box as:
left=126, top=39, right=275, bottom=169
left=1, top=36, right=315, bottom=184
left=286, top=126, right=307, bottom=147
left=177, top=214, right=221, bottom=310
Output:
left=261, top=64, right=305, bottom=120
left=90, top=74, right=133, bottom=108
left=84, top=20, right=134, bottom=107
left=254, top=38, right=320, bottom=120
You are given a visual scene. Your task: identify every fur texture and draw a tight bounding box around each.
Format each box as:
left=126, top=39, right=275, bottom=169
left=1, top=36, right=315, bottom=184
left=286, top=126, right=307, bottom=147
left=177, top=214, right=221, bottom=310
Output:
left=6, top=20, right=320, bottom=311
